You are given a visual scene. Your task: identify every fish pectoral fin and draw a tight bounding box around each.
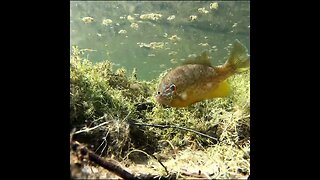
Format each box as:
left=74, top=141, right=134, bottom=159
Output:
left=207, top=80, right=231, bottom=98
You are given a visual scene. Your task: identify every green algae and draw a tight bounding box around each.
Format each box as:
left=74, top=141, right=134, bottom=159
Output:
left=70, top=45, right=250, bottom=178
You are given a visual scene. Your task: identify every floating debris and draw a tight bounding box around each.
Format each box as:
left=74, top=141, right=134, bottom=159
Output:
left=130, top=23, right=139, bottom=30
left=137, top=42, right=164, bottom=50
left=232, top=22, right=238, bottom=28
left=168, top=35, right=181, bottom=42
left=147, top=42, right=164, bottom=49
left=159, top=64, right=165, bottom=68
left=198, top=43, right=209, bottom=47
left=163, top=33, right=168, bottom=38
left=127, top=15, right=135, bottom=22
left=137, top=42, right=147, bottom=48
left=79, top=48, right=97, bottom=52
left=97, top=33, right=102, bottom=37
left=140, top=13, right=162, bottom=21
left=102, top=19, right=113, bottom=26
left=189, top=15, right=198, bottom=22
left=167, top=15, right=175, bottom=21
left=188, top=54, right=197, bottom=58
left=118, top=29, right=127, bottom=34
left=210, top=2, right=219, bottom=10
left=148, top=53, right=156, bottom=57
left=198, top=7, right=209, bottom=14
left=211, top=46, right=217, bottom=49
left=82, top=17, right=94, bottom=23
left=168, top=51, right=178, bottom=56
left=170, top=58, right=178, bottom=64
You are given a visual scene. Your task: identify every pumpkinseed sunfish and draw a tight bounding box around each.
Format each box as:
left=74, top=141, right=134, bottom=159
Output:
left=155, top=39, right=250, bottom=108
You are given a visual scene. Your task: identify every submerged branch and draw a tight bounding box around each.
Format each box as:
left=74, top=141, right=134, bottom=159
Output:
left=130, top=122, right=218, bottom=143
left=74, top=121, right=110, bottom=135
left=71, top=141, right=137, bottom=179
left=74, top=112, right=132, bottom=135
left=71, top=141, right=176, bottom=180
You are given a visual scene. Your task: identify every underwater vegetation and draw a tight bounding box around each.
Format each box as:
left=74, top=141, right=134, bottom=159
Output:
left=70, top=42, right=250, bottom=179
left=71, top=1, right=250, bottom=179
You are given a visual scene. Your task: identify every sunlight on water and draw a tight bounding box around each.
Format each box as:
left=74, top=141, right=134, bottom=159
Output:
left=70, top=1, right=250, bottom=81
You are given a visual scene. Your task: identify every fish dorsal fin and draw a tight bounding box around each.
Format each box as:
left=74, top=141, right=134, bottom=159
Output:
left=182, top=51, right=212, bottom=66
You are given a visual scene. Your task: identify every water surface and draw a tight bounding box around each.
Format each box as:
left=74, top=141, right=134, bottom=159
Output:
left=70, top=1, right=250, bottom=81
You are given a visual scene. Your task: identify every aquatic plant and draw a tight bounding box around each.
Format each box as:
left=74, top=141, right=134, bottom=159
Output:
left=70, top=45, right=250, bottom=179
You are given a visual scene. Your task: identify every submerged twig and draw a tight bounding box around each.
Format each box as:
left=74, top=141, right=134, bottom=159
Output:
left=74, top=121, right=110, bottom=135
left=74, top=115, right=108, bottom=134
left=159, top=140, right=177, bottom=156
left=180, top=169, right=209, bottom=179
left=71, top=141, right=176, bottom=180
left=70, top=128, right=76, bottom=143
left=130, top=122, right=218, bottom=143
left=74, top=112, right=132, bottom=135
left=125, top=149, right=169, bottom=175
left=71, top=141, right=137, bottom=179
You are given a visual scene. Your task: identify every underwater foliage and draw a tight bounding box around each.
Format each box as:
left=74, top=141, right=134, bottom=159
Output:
left=70, top=45, right=250, bottom=178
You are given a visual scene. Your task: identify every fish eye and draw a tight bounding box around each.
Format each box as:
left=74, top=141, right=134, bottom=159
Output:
left=157, top=91, right=160, bottom=95
left=169, top=84, right=176, bottom=91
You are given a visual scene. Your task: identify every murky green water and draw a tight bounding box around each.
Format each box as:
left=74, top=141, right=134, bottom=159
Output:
left=70, top=1, right=250, bottom=81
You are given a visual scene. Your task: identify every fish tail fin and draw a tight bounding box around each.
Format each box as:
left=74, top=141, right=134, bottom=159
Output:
left=223, top=39, right=250, bottom=73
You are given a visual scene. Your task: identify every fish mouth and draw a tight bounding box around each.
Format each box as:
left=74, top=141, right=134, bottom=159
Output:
left=155, top=94, right=162, bottom=103
left=155, top=95, right=171, bottom=108
left=155, top=94, right=167, bottom=105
